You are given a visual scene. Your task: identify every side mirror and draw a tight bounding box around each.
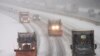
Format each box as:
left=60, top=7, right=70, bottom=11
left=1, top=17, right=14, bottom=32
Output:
left=94, top=44, right=97, bottom=49
left=70, top=45, right=73, bottom=49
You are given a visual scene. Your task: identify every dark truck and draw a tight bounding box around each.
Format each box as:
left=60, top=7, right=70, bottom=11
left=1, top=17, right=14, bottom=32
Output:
left=17, top=32, right=37, bottom=50
left=70, top=30, right=97, bottom=56
left=14, top=32, right=37, bottom=56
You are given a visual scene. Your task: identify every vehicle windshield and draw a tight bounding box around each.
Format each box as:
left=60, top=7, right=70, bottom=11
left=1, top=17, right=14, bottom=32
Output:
left=76, top=44, right=92, bottom=49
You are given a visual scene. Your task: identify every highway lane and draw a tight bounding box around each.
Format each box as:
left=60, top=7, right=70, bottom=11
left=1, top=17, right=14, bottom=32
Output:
left=31, top=20, right=54, bottom=56
left=0, top=10, right=43, bottom=56
left=1, top=8, right=100, bottom=56
left=0, top=9, right=54, bottom=56
left=38, top=17, right=68, bottom=56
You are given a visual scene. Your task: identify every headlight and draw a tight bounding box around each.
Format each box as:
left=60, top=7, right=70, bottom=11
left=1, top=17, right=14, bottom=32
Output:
left=51, top=25, right=60, bottom=30
left=32, top=47, right=35, bottom=50
left=18, top=47, right=21, bottom=50
left=22, top=43, right=26, bottom=46
left=21, top=16, right=30, bottom=22
left=81, top=35, right=86, bottom=40
left=22, top=43, right=31, bottom=46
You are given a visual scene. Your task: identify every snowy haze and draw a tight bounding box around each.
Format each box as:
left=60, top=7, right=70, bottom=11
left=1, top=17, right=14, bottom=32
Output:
left=0, top=0, right=100, bottom=23
left=0, top=1, right=100, bottom=56
left=0, top=0, right=100, bottom=9
left=0, top=8, right=100, bottom=56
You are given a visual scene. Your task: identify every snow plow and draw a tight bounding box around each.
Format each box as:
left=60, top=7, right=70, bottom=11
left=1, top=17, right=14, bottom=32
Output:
left=17, top=32, right=37, bottom=50
left=19, top=12, right=30, bottom=23
left=48, top=19, right=63, bottom=36
left=70, top=30, right=97, bottom=56
left=14, top=32, right=37, bottom=56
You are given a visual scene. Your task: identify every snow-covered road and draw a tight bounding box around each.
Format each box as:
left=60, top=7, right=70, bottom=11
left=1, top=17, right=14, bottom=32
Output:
left=0, top=4, right=100, bottom=56
left=0, top=9, right=52, bottom=56
left=0, top=13, right=26, bottom=56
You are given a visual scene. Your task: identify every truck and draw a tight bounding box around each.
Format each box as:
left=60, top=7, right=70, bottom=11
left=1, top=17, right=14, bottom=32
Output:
left=14, top=32, right=37, bottom=56
left=70, top=30, right=97, bottom=56
left=19, top=12, right=30, bottom=23
left=17, top=32, right=37, bottom=50
left=48, top=19, right=63, bottom=36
